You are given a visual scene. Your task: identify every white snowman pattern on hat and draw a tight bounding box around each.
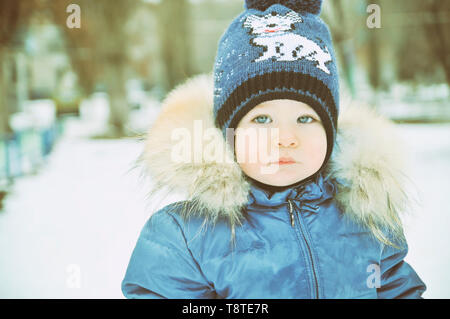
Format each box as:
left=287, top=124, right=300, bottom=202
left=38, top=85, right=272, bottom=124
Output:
left=244, top=11, right=332, bottom=74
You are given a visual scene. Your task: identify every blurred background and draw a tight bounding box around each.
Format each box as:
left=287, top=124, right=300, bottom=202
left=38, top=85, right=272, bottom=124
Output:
left=0, top=0, right=449, bottom=298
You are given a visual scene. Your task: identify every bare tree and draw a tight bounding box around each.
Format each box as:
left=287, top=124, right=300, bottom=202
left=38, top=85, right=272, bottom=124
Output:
left=147, top=0, right=193, bottom=93
left=421, top=0, right=450, bottom=87
left=50, top=1, right=97, bottom=97
left=50, top=0, right=139, bottom=137
left=365, top=0, right=381, bottom=91
left=323, top=0, right=357, bottom=98
left=0, top=1, right=24, bottom=135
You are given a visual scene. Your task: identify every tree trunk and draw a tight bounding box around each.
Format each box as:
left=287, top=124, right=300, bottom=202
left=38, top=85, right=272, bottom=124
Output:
left=368, top=29, right=381, bottom=91
left=329, top=0, right=357, bottom=98
left=157, top=0, right=192, bottom=92
left=104, top=60, right=129, bottom=137
left=0, top=50, right=12, bottom=136
left=423, top=0, right=450, bottom=87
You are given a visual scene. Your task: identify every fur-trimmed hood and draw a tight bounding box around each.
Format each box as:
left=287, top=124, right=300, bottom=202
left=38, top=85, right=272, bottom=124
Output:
left=137, top=74, right=415, bottom=247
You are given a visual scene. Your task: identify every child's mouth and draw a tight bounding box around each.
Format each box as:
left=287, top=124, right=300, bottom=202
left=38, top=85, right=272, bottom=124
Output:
left=274, top=157, right=296, bottom=165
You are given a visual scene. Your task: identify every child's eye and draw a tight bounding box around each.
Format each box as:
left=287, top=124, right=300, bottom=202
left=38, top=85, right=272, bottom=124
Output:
left=297, top=116, right=315, bottom=124
left=252, top=115, right=272, bottom=124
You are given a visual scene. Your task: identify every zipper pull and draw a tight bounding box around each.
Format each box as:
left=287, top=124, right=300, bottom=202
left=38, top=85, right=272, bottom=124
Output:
left=288, top=199, right=295, bottom=227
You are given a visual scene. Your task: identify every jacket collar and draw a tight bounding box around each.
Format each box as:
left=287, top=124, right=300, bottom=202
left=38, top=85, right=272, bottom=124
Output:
left=247, top=171, right=335, bottom=212
left=138, top=74, right=415, bottom=247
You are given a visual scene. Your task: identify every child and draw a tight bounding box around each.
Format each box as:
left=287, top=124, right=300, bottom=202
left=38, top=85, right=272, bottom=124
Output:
left=122, top=0, right=426, bottom=298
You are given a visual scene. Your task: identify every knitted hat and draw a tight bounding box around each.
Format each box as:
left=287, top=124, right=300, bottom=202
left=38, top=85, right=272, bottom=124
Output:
left=213, top=0, right=339, bottom=169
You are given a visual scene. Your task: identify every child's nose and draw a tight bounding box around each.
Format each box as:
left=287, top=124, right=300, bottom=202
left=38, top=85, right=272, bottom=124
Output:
left=277, top=131, right=298, bottom=148
left=278, top=140, right=298, bottom=148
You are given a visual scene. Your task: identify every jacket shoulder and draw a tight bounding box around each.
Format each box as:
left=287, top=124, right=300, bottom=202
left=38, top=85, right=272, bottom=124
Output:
left=144, top=200, right=190, bottom=230
left=142, top=200, right=211, bottom=241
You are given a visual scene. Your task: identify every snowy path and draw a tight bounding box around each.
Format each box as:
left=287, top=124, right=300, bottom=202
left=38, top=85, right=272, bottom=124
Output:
left=0, top=118, right=184, bottom=298
left=395, top=123, right=450, bottom=299
left=0, top=119, right=449, bottom=298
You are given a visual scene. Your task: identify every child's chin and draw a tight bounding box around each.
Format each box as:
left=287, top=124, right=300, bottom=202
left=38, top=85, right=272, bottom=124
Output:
left=257, top=171, right=307, bottom=187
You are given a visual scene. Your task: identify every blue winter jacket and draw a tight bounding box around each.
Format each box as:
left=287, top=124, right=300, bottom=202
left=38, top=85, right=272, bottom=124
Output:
left=121, top=75, right=426, bottom=299
left=122, top=172, right=426, bottom=299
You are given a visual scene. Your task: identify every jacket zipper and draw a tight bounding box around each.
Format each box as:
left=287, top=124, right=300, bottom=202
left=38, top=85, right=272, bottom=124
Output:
left=288, top=200, right=295, bottom=227
left=288, top=199, right=319, bottom=299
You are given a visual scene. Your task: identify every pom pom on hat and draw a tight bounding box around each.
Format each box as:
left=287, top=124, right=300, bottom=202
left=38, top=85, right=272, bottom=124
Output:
left=245, top=0, right=323, bottom=15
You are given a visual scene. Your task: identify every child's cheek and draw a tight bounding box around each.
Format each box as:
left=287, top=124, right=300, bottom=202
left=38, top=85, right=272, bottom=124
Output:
left=235, top=128, right=273, bottom=165
left=235, top=132, right=255, bottom=164
left=305, top=130, right=327, bottom=163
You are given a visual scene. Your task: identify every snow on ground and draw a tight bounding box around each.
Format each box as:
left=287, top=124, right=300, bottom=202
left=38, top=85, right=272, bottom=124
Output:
left=0, top=116, right=449, bottom=298
left=395, top=123, right=450, bottom=299
left=0, top=116, right=185, bottom=299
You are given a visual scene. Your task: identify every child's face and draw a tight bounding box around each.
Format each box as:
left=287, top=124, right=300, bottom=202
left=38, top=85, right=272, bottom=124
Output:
left=234, top=99, right=327, bottom=187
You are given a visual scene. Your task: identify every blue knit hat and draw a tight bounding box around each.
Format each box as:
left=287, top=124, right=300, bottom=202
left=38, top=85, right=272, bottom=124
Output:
left=213, top=0, right=339, bottom=169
